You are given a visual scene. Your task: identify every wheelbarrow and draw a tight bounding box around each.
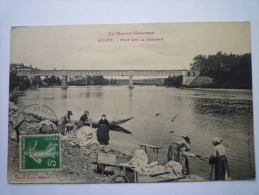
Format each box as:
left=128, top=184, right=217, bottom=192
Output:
left=93, top=153, right=138, bottom=183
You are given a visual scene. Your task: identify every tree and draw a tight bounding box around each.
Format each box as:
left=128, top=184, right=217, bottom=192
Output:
left=92, top=76, right=105, bottom=85
left=163, top=76, right=182, bottom=87
left=190, top=55, right=207, bottom=73
left=43, top=76, right=61, bottom=86
left=9, top=70, right=31, bottom=92
left=190, top=52, right=252, bottom=89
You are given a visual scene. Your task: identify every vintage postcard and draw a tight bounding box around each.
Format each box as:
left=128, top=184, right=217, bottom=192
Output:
left=8, top=22, right=254, bottom=183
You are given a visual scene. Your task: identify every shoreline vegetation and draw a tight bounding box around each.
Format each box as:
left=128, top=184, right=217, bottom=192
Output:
left=10, top=52, right=252, bottom=92
left=164, top=52, right=252, bottom=89
left=189, top=52, right=252, bottom=89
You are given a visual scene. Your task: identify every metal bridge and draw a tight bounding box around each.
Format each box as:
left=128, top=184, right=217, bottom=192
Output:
left=16, top=69, right=199, bottom=89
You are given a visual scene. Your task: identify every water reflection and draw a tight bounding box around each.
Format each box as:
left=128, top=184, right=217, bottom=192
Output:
left=129, top=88, right=133, bottom=98
left=85, top=88, right=103, bottom=98
left=61, top=91, right=67, bottom=98
left=85, top=91, right=91, bottom=98
left=73, top=87, right=104, bottom=98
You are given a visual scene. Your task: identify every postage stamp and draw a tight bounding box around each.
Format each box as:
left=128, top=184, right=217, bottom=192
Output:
left=20, top=135, right=61, bottom=171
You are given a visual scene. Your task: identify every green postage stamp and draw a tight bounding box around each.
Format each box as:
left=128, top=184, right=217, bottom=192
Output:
left=20, top=135, right=61, bottom=171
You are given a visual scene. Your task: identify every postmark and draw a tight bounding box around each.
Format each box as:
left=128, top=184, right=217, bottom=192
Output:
left=20, top=135, right=61, bottom=171
left=15, top=104, right=59, bottom=135
left=18, top=104, right=58, bottom=121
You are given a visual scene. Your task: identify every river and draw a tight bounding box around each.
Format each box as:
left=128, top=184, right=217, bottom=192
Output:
left=14, top=85, right=255, bottom=180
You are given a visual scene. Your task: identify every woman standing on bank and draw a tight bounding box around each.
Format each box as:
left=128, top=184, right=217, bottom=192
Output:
left=211, top=137, right=231, bottom=180
left=97, top=114, right=110, bottom=145
left=167, top=136, right=191, bottom=174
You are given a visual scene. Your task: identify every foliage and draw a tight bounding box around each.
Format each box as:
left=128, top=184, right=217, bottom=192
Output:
left=190, top=52, right=252, bottom=88
left=43, top=76, right=61, bottom=86
left=163, top=76, right=183, bottom=88
left=68, top=76, right=116, bottom=86
left=91, top=76, right=105, bottom=85
left=9, top=70, right=30, bottom=92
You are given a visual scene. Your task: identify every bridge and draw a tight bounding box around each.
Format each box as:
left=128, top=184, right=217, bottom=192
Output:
left=16, top=69, right=200, bottom=89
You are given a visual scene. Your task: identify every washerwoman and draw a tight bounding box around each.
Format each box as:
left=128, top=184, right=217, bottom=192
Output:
left=97, top=114, right=110, bottom=145
left=167, top=136, right=191, bottom=174
left=211, top=137, right=231, bottom=180
left=77, top=110, right=91, bottom=129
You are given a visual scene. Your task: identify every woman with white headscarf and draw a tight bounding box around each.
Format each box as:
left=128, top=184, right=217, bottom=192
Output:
left=211, top=137, right=231, bottom=180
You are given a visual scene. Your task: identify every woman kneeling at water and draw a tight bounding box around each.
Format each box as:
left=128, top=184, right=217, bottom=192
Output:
left=77, top=110, right=91, bottom=129
left=211, top=137, right=231, bottom=180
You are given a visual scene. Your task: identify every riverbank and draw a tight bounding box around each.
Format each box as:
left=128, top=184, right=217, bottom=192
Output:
left=8, top=100, right=205, bottom=183
left=8, top=135, right=133, bottom=183
left=8, top=100, right=133, bottom=183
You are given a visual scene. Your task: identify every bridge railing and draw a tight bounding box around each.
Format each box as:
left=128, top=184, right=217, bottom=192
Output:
left=16, top=69, right=199, bottom=77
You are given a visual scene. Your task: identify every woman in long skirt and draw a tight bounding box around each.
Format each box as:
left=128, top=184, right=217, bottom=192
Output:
left=97, top=114, right=110, bottom=145
left=167, top=136, right=191, bottom=174
left=212, top=137, right=231, bottom=180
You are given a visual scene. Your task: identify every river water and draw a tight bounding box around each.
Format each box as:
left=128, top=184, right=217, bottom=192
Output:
left=15, top=86, right=255, bottom=180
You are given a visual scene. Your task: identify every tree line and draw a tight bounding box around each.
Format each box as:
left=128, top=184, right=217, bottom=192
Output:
left=9, top=71, right=118, bottom=92
left=36, top=76, right=117, bottom=87
left=9, top=70, right=31, bottom=92
left=68, top=76, right=117, bottom=86
left=190, top=52, right=252, bottom=89
left=163, top=52, right=252, bottom=89
left=163, top=76, right=183, bottom=88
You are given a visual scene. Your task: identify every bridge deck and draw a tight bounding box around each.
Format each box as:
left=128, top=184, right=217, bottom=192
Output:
left=16, top=69, right=197, bottom=76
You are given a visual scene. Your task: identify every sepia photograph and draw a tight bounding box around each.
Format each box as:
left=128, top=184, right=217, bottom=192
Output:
left=7, top=22, right=254, bottom=184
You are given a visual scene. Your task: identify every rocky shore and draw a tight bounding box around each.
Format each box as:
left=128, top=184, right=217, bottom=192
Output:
left=8, top=100, right=205, bottom=183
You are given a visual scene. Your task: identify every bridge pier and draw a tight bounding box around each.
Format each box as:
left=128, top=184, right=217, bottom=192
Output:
left=28, top=76, right=35, bottom=86
left=61, top=75, right=68, bottom=90
left=129, top=71, right=133, bottom=89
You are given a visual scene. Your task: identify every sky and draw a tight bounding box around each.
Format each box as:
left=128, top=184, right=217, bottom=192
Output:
left=10, top=22, right=251, bottom=71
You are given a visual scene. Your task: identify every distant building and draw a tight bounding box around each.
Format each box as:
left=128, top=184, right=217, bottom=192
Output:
left=10, top=63, right=34, bottom=71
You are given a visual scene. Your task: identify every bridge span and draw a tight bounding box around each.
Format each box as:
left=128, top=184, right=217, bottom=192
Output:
left=16, top=69, right=200, bottom=89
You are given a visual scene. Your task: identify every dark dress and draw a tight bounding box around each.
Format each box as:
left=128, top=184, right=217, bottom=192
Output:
left=215, top=155, right=231, bottom=180
left=213, top=144, right=231, bottom=180
left=97, top=119, right=110, bottom=145
left=77, top=114, right=88, bottom=129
